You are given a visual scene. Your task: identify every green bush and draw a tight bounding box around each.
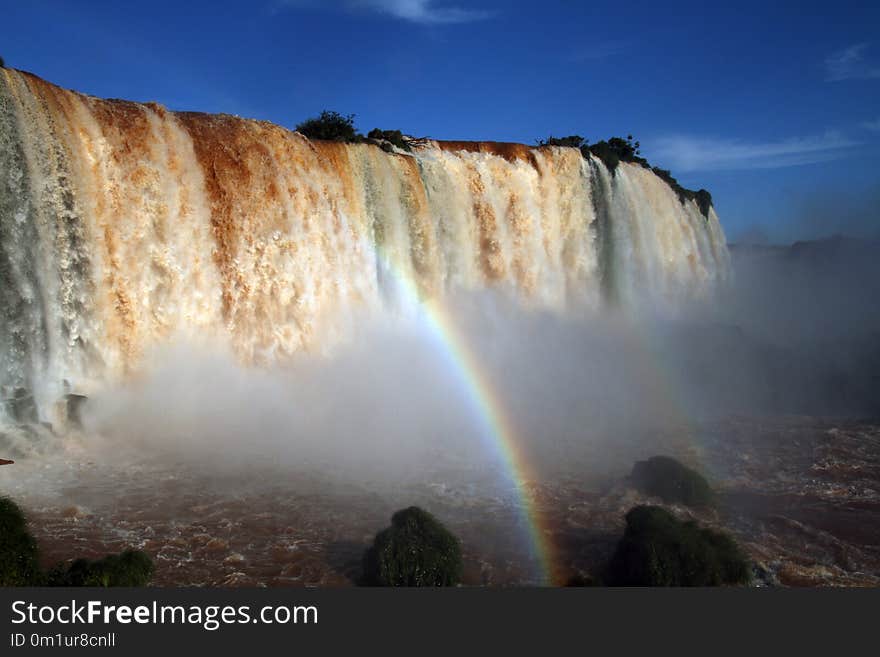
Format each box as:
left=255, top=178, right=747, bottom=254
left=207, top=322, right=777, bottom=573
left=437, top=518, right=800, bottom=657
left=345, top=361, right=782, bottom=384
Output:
left=537, top=134, right=642, bottom=171
left=0, top=56, right=5, bottom=69
left=295, top=110, right=360, bottom=142
left=47, top=550, right=154, bottom=587
left=361, top=507, right=463, bottom=586
left=606, top=506, right=750, bottom=586
left=631, top=455, right=714, bottom=507
left=587, top=135, right=649, bottom=172
left=537, top=135, right=587, bottom=149
left=367, top=128, right=412, bottom=152
left=651, top=168, right=713, bottom=219
left=693, top=189, right=713, bottom=218
left=0, top=497, right=41, bottom=586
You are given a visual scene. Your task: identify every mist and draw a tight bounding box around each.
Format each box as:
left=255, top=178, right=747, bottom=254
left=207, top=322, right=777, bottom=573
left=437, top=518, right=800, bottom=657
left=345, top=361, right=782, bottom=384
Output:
left=77, top=296, right=681, bottom=487
left=63, top=233, right=880, bottom=493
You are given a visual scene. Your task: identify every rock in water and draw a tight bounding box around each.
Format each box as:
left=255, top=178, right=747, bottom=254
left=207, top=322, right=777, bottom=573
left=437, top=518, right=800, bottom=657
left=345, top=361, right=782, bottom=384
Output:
left=631, top=455, right=714, bottom=507
left=361, top=506, right=463, bottom=586
left=64, top=393, right=88, bottom=429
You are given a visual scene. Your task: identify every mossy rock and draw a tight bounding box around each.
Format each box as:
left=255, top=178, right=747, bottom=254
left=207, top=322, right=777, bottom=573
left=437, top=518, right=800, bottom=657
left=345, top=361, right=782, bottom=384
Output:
left=47, top=549, right=154, bottom=587
left=0, top=497, right=41, bottom=586
left=631, top=455, right=714, bottom=507
left=606, top=505, right=750, bottom=586
left=361, top=506, right=462, bottom=586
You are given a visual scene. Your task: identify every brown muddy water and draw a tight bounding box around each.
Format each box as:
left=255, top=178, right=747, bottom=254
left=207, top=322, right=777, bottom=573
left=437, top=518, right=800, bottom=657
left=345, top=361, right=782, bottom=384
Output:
left=2, top=416, right=879, bottom=587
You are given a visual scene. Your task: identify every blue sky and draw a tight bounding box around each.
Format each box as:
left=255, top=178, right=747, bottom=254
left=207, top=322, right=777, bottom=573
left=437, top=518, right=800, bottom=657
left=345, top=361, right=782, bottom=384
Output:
left=1, top=0, right=878, bottom=242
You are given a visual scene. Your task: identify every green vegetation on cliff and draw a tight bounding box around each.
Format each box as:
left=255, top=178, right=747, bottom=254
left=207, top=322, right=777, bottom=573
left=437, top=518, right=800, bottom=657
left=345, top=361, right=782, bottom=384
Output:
left=295, top=110, right=360, bottom=143
left=538, top=133, right=713, bottom=219
left=293, top=111, right=420, bottom=153
left=606, top=505, right=750, bottom=586
left=361, top=506, right=463, bottom=586
left=536, top=135, right=588, bottom=149
left=589, top=135, right=649, bottom=172
left=538, top=134, right=646, bottom=171
left=367, top=128, right=412, bottom=152
left=650, top=167, right=713, bottom=216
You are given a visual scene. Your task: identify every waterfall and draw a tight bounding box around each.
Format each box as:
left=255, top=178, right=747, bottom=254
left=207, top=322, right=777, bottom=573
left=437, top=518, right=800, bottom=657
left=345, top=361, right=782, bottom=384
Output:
left=0, top=69, right=729, bottom=425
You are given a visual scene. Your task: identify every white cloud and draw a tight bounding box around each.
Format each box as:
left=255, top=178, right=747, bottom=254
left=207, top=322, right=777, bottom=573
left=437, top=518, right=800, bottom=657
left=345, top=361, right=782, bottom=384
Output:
left=276, top=0, right=493, bottom=24
left=862, top=117, right=880, bottom=132
left=649, top=132, right=859, bottom=172
left=824, top=43, right=880, bottom=81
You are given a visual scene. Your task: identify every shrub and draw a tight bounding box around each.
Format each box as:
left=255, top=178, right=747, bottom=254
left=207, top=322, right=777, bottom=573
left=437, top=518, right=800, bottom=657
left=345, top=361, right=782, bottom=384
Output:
left=47, top=550, right=154, bottom=587
left=631, top=455, right=714, bottom=507
left=651, top=168, right=713, bottom=219
left=367, top=128, right=412, bottom=152
left=537, top=135, right=587, bottom=149
left=361, top=506, right=462, bottom=586
left=606, top=505, right=750, bottom=586
left=0, top=497, right=41, bottom=586
left=587, top=135, right=649, bottom=172
left=0, top=56, right=5, bottom=68
left=295, top=110, right=360, bottom=142
left=693, top=189, right=713, bottom=218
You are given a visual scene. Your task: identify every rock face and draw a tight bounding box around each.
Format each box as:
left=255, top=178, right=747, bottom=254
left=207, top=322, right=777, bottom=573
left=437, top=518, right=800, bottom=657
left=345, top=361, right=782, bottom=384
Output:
left=3, top=388, right=37, bottom=424
left=64, top=393, right=88, bottom=429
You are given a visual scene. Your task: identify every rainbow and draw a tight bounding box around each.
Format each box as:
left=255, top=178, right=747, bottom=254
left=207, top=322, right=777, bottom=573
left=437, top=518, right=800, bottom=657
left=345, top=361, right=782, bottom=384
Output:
left=376, top=260, right=703, bottom=587
left=376, top=255, right=558, bottom=586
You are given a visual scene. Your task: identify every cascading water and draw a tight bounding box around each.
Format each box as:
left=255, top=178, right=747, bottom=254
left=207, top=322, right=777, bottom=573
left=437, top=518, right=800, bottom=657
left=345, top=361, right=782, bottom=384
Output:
left=0, top=68, right=729, bottom=427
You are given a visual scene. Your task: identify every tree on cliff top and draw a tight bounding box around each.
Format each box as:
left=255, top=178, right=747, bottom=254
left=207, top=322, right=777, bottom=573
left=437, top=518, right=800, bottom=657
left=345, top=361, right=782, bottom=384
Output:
left=295, top=110, right=360, bottom=142
left=537, top=135, right=587, bottom=149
